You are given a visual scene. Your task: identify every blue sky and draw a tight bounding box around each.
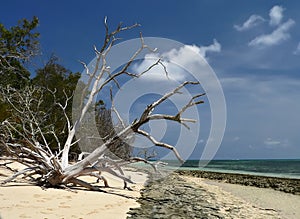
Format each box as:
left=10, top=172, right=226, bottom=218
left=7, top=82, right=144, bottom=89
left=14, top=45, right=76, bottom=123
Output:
left=1, top=0, right=300, bottom=160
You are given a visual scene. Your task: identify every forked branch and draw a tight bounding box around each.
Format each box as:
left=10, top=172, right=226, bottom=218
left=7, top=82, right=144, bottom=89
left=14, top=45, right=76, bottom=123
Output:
left=0, top=18, right=205, bottom=193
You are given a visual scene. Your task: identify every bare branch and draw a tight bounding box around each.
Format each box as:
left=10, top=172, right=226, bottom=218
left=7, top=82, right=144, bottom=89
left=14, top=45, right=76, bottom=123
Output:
left=0, top=18, right=205, bottom=193
left=1, top=166, right=40, bottom=185
left=68, top=177, right=103, bottom=192
left=136, top=129, right=184, bottom=163
left=110, top=88, right=126, bottom=129
left=131, top=81, right=200, bottom=130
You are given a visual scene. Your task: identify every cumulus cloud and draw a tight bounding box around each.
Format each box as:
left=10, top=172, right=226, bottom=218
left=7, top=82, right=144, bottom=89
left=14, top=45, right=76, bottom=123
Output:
left=249, top=19, right=295, bottom=47
left=132, top=40, right=221, bottom=81
left=269, top=5, right=284, bottom=26
left=234, top=15, right=265, bottom=31
left=165, top=39, right=221, bottom=66
left=198, top=39, right=221, bottom=57
left=234, top=5, right=295, bottom=48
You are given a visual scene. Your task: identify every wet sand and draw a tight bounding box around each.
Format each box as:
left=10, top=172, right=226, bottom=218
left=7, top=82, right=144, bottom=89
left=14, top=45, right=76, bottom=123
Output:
left=128, top=170, right=299, bottom=218
left=185, top=176, right=300, bottom=219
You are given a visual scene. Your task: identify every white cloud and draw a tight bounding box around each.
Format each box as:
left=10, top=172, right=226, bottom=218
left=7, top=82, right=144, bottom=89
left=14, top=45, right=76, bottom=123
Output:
left=264, top=138, right=281, bottom=146
left=164, top=39, right=221, bottom=66
left=234, top=15, right=265, bottom=31
left=263, top=138, right=290, bottom=149
left=249, top=19, right=295, bottom=47
left=198, top=39, right=221, bottom=57
left=269, top=5, right=284, bottom=26
left=132, top=40, right=221, bottom=81
left=234, top=5, right=285, bottom=32
left=234, top=5, right=295, bottom=49
left=293, top=42, right=300, bottom=55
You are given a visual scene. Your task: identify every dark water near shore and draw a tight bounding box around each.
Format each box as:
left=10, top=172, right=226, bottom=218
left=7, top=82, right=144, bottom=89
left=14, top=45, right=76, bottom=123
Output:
left=164, top=159, right=300, bottom=179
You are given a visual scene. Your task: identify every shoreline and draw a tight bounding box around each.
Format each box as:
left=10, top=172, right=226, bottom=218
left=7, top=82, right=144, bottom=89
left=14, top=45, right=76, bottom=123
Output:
left=177, top=167, right=300, bottom=179
left=127, top=170, right=300, bottom=218
left=2, top=161, right=299, bottom=218
left=176, top=169, right=300, bottom=195
left=203, top=178, right=300, bottom=219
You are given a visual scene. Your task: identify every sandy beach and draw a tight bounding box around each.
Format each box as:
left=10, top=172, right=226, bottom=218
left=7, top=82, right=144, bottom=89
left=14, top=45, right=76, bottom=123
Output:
left=184, top=176, right=300, bottom=219
left=211, top=179, right=300, bottom=219
left=1, top=162, right=300, bottom=218
left=0, top=162, right=148, bottom=219
left=128, top=170, right=300, bottom=218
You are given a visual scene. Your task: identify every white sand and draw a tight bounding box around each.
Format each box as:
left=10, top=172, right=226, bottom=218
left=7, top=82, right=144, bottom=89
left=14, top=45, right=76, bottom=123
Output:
left=182, top=176, right=300, bottom=219
left=209, top=179, right=300, bottom=219
left=0, top=163, right=148, bottom=219
left=3, top=161, right=299, bottom=219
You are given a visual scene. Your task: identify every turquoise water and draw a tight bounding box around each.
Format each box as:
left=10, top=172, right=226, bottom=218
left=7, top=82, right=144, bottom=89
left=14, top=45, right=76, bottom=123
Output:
left=164, top=159, right=300, bottom=179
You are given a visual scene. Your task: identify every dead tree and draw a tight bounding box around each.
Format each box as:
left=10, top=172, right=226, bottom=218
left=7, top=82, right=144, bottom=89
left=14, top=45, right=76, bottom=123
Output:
left=0, top=18, right=205, bottom=191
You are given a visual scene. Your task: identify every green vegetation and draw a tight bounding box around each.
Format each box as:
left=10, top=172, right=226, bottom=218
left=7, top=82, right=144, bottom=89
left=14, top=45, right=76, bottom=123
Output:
left=0, top=17, right=39, bottom=123
left=0, top=16, right=39, bottom=88
left=0, top=17, right=131, bottom=160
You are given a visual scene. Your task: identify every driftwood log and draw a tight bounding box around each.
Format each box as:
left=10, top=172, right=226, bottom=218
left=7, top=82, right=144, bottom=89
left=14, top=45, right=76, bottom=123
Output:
left=0, top=17, right=204, bottom=191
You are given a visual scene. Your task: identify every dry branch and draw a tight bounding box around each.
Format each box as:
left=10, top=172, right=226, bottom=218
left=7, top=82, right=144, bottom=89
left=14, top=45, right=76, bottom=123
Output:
left=0, top=18, right=205, bottom=192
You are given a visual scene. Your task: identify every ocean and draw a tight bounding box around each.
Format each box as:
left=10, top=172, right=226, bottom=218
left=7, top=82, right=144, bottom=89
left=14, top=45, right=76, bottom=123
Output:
left=164, top=159, right=300, bottom=179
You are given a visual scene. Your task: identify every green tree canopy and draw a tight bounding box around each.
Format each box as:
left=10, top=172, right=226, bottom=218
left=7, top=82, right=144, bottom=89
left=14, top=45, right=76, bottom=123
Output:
left=0, top=17, right=39, bottom=122
left=0, top=16, right=39, bottom=88
left=31, top=56, right=80, bottom=153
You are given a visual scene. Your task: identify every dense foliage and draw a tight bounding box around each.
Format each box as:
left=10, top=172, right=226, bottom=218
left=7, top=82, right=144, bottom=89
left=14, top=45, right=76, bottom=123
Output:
left=0, top=16, right=39, bottom=88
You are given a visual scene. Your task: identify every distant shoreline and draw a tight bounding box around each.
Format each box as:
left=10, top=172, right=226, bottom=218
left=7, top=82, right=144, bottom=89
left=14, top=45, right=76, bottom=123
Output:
left=134, top=159, right=300, bottom=180
left=176, top=169, right=300, bottom=195
left=153, top=159, right=300, bottom=180
left=177, top=166, right=300, bottom=179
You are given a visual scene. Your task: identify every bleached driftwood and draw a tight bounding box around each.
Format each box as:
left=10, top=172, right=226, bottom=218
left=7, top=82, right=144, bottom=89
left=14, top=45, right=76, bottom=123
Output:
left=0, top=17, right=204, bottom=191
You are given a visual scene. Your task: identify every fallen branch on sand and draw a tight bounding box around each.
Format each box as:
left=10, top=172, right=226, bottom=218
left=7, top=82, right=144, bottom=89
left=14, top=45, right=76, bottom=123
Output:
left=0, top=18, right=204, bottom=192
